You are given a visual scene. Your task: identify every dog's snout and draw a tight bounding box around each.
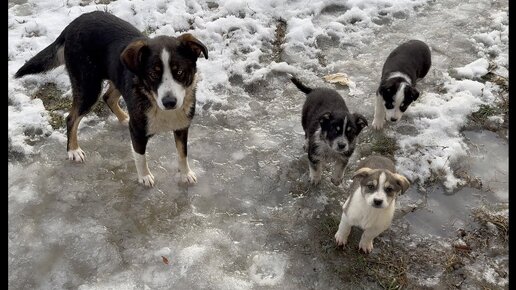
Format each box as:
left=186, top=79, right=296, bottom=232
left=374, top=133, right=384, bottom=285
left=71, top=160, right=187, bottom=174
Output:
left=373, top=199, right=383, bottom=207
left=390, top=117, right=398, bottom=122
left=162, top=94, right=177, bottom=109
left=338, top=143, right=346, bottom=150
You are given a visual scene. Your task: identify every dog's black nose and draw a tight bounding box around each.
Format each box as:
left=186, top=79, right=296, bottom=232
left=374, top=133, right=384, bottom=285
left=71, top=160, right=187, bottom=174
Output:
left=373, top=199, right=383, bottom=206
left=338, top=143, right=346, bottom=150
left=162, top=95, right=177, bottom=109
left=390, top=117, right=398, bottom=122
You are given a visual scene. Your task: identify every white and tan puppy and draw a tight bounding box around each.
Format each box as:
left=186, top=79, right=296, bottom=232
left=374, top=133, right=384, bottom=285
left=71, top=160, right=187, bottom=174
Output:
left=334, top=155, right=410, bottom=253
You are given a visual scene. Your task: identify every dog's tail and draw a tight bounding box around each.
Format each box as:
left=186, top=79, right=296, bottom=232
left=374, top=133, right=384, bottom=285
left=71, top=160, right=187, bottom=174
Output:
left=290, top=77, right=312, bottom=94
left=14, top=32, right=66, bottom=78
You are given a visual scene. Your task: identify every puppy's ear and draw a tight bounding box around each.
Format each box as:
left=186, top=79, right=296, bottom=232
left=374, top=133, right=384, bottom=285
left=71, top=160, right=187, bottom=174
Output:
left=352, top=167, right=373, bottom=180
left=353, top=113, right=368, bottom=132
left=120, top=40, right=149, bottom=74
left=178, top=33, right=208, bottom=59
left=318, top=112, right=332, bottom=129
left=405, top=86, right=420, bottom=101
left=393, top=173, right=410, bottom=194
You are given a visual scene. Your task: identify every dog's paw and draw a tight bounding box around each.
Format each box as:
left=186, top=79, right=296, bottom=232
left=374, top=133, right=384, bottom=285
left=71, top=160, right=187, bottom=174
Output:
left=309, top=176, right=321, bottom=185
left=331, top=176, right=343, bottom=186
left=180, top=170, right=197, bottom=184
left=359, top=240, right=374, bottom=254
left=120, top=117, right=129, bottom=126
left=335, top=231, right=348, bottom=246
left=371, top=118, right=385, bottom=130
left=68, top=148, right=86, bottom=162
left=138, top=173, right=155, bottom=187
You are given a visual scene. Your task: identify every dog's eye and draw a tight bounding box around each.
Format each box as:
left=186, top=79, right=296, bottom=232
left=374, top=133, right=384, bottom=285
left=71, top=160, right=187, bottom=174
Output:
left=177, top=69, right=183, bottom=76
left=367, top=184, right=375, bottom=190
left=385, top=187, right=393, bottom=193
left=346, top=127, right=351, bottom=132
left=336, top=126, right=341, bottom=131
left=154, top=66, right=161, bottom=72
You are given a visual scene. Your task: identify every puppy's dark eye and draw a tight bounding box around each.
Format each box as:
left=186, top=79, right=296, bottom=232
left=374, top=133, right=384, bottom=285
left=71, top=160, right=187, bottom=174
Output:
left=336, top=126, right=341, bottom=131
left=367, top=184, right=375, bottom=190
left=346, top=127, right=351, bottom=132
left=177, top=69, right=183, bottom=76
left=385, top=187, right=393, bottom=193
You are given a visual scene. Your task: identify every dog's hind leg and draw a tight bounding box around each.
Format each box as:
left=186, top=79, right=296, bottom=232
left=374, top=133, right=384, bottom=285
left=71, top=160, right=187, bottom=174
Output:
left=65, top=76, right=103, bottom=162
left=103, top=81, right=129, bottom=125
left=174, top=128, right=197, bottom=184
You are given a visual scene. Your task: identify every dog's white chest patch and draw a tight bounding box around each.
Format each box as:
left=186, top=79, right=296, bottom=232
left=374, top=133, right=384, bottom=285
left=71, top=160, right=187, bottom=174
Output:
left=146, top=106, right=191, bottom=134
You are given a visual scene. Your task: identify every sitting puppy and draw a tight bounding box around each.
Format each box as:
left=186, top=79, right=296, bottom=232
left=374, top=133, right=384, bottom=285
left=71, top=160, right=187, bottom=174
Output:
left=372, top=39, right=431, bottom=130
left=334, top=155, right=410, bottom=253
left=291, top=77, right=368, bottom=186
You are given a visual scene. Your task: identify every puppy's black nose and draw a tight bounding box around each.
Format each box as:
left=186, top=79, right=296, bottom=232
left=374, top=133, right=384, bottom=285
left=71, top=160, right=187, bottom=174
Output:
left=338, top=143, right=346, bottom=150
left=162, top=95, right=177, bottom=109
left=390, top=117, right=398, bottom=122
left=373, top=199, right=383, bottom=206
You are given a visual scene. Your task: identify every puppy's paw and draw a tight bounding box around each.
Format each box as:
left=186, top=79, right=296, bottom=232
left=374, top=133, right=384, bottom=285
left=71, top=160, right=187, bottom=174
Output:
left=68, top=148, right=86, bottom=162
left=120, top=117, right=129, bottom=126
left=359, top=240, right=374, bottom=254
left=371, top=118, right=385, bottom=130
left=309, top=175, right=321, bottom=185
left=180, top=170, right=197, bottom=184
left=138, top=173, right=155, bottom=187
left=331, top=176, right=343, bottom=186
left=335, top=231, right=348, bottom=246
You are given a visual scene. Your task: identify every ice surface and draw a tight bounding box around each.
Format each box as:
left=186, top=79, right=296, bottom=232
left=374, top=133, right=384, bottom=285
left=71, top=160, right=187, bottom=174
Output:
left=8, top=0, right=508, bottom=288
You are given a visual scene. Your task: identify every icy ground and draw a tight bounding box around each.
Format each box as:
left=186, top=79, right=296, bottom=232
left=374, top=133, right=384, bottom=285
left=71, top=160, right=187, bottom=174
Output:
left=8, top=0, right=508, bottom=289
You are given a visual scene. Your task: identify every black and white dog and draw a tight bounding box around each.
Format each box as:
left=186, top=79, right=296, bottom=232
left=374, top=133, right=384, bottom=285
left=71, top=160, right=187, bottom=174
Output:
left=291, top=77, right=368, bottom=186
left=372, top=39, right=431, bottom=130
left=335, top=155, right=410, bottom=253
left=15, top=11, right=208, bottom=187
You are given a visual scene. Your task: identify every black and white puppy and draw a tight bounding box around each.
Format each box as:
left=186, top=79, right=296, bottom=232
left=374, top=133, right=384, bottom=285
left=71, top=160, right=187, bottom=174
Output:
left=291, top=77, right=368, bottom=186
left=15, top=11, right=208, bottom=187
left=335, top=155, right=410, bottom=253
left=372, top=39, right=431, bottom=130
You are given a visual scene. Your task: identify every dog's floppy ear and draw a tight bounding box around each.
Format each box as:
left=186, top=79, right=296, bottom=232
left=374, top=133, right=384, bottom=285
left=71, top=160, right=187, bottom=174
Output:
left=121, top=40, right=149, bottom=74
left=352, top=167, right=373, bottom=180
left=405, top=86, right=420, bottom=101
left=318, top=112, right=332, bottom=129
left=353, top=113, right=368, bottom=132
left=178, top=33, right=208, bottom=59
left=393, top=173, right=410, bottom=194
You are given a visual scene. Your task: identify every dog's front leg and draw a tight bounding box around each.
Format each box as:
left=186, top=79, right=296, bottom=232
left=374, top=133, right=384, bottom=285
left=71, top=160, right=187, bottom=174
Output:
left=174, top=128, right=197, bottom=184
left=331, top=158, right=348, bottom=186
left=335, top=211, right=352, bottom=246
left=358, top=227, right=383, bottom=254
left=371, top=94, right=386, bottom=130
left=130, top=124, right=154, bottom=187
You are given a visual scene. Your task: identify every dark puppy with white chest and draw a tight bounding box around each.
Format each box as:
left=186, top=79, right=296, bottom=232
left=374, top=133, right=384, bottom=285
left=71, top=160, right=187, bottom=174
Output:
left=291, top=77, right=368, bottom=186
left=15, top=11, right=208, bottom=187
left=372, top=39, right=431, bottom=130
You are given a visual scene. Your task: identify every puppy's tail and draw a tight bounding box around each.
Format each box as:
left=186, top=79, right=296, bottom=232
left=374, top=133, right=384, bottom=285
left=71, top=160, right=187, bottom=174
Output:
left=14, top=32, right=66, bottom=78
left=290, top=77, right=312, bottom=94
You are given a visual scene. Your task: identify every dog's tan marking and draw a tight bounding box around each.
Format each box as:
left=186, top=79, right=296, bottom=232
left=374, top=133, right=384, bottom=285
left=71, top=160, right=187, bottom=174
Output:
left=103, top=81, right=129, bottom=124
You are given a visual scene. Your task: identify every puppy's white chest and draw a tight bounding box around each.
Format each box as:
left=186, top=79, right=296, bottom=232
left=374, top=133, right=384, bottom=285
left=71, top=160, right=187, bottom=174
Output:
left=146, top=107, right=191, bottom=135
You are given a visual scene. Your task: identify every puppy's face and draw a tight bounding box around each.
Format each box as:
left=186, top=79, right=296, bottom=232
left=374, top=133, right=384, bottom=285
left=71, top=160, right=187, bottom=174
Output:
left=353, top=168, right=410, bottom=209
left=377, top=78, right=419, bottom=122
left=121, top=34, right=208, bottom=110
left=318, top=112, right=368, bottom=156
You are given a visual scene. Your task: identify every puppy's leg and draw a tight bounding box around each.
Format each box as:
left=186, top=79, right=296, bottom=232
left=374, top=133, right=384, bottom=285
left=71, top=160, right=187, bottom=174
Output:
left=65, top=77, right=102, bottom=162
left=103, top=81, right=129, bottom=125
left=174, top=128, right=197, bottom=184
left=371, top=94, right=386, bottom=130
left=130, top=123, right=154, bottom=187
left=358, top=227, right=384, bottom=254
left=335, top=211, right=352, bottom=246
left=331, top=158, right=348, bottom=186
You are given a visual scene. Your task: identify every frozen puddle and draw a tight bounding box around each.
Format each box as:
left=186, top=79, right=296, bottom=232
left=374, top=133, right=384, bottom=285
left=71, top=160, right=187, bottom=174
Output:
left=402, top=129, right=508, bottom=237
left=248, top=253, right=287, bottom=286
